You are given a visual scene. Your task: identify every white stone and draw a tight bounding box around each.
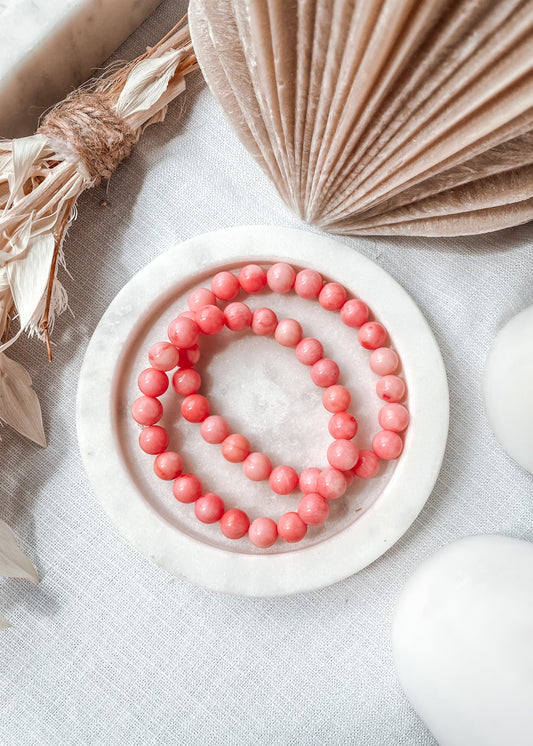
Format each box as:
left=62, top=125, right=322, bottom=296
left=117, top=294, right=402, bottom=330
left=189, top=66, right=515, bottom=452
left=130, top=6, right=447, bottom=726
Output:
left=393, top=535, right=533, bottom=746
left=76, top=225, right=449, bottom=596
left=483, top=304, right=533, bottom=475
left=0, top=0, right=162, bottom=137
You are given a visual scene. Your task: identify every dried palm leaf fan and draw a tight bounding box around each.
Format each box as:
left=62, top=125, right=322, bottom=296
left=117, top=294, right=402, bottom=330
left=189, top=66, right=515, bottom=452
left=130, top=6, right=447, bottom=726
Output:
left=189, top=0, right=533, bottom=236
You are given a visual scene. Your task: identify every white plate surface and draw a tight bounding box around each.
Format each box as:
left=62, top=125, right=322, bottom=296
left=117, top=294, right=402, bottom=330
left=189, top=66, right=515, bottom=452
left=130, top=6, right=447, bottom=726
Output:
left=76, top=226, right=449, bottom=596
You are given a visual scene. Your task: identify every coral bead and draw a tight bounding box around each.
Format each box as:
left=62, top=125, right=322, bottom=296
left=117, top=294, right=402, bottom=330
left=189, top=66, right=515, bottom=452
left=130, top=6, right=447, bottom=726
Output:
left=172, top=368, right=201, bottom=396
left=317, top=468, right=347, bottom=500
left=220, top=509, right=250, bottom=539
left=319, top=282, right=347, bottom=311
left=299, top=467, right=321, bottom=494
left=277, top=512, right=307, bottom=543
left=196, top=304, right=225, bottom=335
left=153, top=451, right=183, bottom=480
left=269, top=465, right=299, bottom=495
left=224, top=302, right=252, bottom=331
left=274, top=318, right=303, bottom=347
left=181, top=394, right=210, bottom=423
left=249, top=517, right=278, bottom=548
left=358, top=321, right=387, bottom=350
left=243, top=452, right=272, bottom=481
left=211, top=271, right=239, bottom=301
left=322, top=385, right=351, bottom=413
left=328, top=412, right=358, bottom=440
left=369, top=347, right=399, bottom=376
left=251, top=307, right=278, bottom=336
left=148, top=341, right=179, bottom=371
left=137, top=367, right=169, bottom=397
left=294, top=269, right=323, bottom=299
left=267, top=262, right=296, bottom=293
left=311, top=358, right=340, bottom=387
left=200, top=415, right=230, bottom=444
left=139, top=425, right=168, bottom=455
left=177, top=344, right=200, bottom=368
left=167, top=316, right=200, bottom=348
left=297, top=493, right=330, bottom=526
left=173, top=473, right=202, bottom=503
left=340, top=299, right=369, bottom=328
left=194, top=492, right=225, bottom=523
left=179, top=310, right=197, bottom=321
left=131, top=396, right=163, bottom=426
left=327, top=439, right=359, bottom=470
left=238, top=264, right=267, bottom=293
left=222, top=433, right=250, bottom=462
left=295, top=337, right=323, bottom=366
left=372, top=430, right=404, bottom=460
left=378, top=403, right=410, bottom=432
left=353, top=449, right=380, bottom=479
left=376, top=374, right=406, bottom=402
left=188, top=287, right=216, bottom=312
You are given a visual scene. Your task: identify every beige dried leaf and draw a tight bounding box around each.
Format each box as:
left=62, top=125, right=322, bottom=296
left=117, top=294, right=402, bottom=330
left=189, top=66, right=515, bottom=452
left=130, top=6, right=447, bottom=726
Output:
left=0, top=353, right=46, bottom=447
left=0, top=518, right=38, bottom=581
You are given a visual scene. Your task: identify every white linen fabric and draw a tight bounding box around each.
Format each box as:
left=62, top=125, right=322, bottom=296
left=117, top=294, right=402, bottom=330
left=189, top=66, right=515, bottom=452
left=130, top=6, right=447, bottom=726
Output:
left=1, top=2, right=532, bottom=744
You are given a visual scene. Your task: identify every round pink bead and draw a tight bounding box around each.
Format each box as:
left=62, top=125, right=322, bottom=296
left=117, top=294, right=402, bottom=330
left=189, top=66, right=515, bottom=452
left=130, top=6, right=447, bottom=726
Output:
left=277, top=512, right=307, bottom=543
left=251, top=307, right=278, bottom=336
left=172, top=368, right=201, bottom=396
left=179, top=310, right=197, bottom=321
left=378, top=403, right=410, bottom=432
left=200, top=415, right=230, bottom=444
left=148, top=341, right=179, bottom=371
left=353, top=449, right=380, bottom=479
left=294, top=269, right=323, bottom=299
left=167, top=316, right=200, bottom=349
left=376, top=375, right=406, bottom=402
left=310, top=359, right=340, bottom=387
left=224, top=302, right=252, bottom=331
left=138, top=367, right=169, bottom=397
left=181, top=394, right=210, bottom=423
left=220, top=509, right=250, bottom=539
left=342, top=469, right=356, bottom=488
left=358, top=321, right=387, bottom=350
left=173, top=473, right=202, bottom=503
left=221, top=433, right=250, bottom=463
left=131, top=396, right=163, bottom=426
left=269, top=465, right=299, bottom=495
left=177, top=344, right=200, bottom=368
left=238, top=264, right=267, bottom=293
left=317, top=468, right=347, bottom=500
left=295, top=337, right=323, bottom=366
left=322, top=385, right=351, bottom=413
left=299, top=467, right=321, bottom=494
left=243, top=452, right=272, bottom=481
left=153, top=451, right=183, bottom=480
left=319, top=282, right=347, bottom=311
left=274, top=318, right=303, bottom=347
left=194, top=492, right=225, bottom=523
left=340, top=299, right=369, bottom=328
left=196, top=304, right=225, bottom=335
left=267, top=263, right=296, bottom=293
left=297, top=493, right=330, bottom=526
left=211, top=271, right=239, bottom=301
left=327, top=439, right=359, bottom=471
left=249, top=517, right=278, bottom=548
left=138, top=425, right=168, bottom=455
left=328, top=412, right=358, bottom=440
left=369, top=347, right=399, bottom=376
left=188, top=287, right=217, bottom=312
left=372, top=430, right=404, bottom=460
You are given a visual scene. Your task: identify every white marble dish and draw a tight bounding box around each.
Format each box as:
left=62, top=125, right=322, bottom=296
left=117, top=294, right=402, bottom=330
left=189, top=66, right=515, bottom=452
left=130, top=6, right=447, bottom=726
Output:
left=76, top=226, right=449, bottom=596
left=392, top=535, right=533, bottom=746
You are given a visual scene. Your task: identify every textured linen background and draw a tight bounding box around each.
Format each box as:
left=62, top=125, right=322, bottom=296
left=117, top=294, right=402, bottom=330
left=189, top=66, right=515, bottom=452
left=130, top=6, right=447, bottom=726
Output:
left=1, top=2, right=532, bottom=744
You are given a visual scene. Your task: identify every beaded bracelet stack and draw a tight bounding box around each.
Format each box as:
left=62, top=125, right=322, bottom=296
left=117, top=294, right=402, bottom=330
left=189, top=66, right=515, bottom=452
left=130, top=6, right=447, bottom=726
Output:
left=131, top=263, right=409, bottom=549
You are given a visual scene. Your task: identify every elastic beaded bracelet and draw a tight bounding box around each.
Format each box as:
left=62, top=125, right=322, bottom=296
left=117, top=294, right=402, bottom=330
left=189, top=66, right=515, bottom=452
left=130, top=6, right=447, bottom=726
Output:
left=131, top=263, right=409, bottom=548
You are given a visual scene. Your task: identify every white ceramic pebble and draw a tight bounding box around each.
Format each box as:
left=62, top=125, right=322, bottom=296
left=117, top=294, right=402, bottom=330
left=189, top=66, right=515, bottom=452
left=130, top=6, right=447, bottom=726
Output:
left=483, top=304, right=533, bottom=475
left=392, top=535, right=533, bottom=746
